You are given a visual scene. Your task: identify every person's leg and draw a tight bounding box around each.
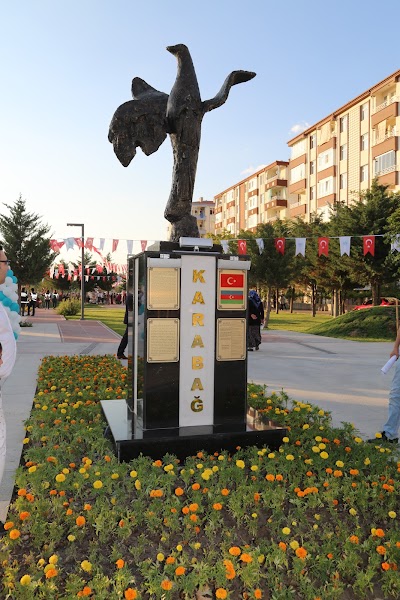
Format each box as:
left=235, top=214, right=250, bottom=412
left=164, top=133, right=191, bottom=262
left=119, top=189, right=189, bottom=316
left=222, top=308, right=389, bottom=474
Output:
left=382, top=360, right=400, bottom=440
left=117, top=327, right=128, bottom=358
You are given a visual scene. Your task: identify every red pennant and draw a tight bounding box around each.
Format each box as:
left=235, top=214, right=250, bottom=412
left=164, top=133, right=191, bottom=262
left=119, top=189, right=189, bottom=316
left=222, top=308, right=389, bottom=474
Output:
left=112, top=239, right=119, bottom=252
left=85, top=237, right=94, bottom=250
left=318, top=237, right=329, bottom=256
left=238, top=240, right=247, bottom=255
left=49, top=240, right=65, bottom=252
left=363, top=235, right=375, bottom=256
left=59, top=264, right=65, bottom=276
left=67, top=274, right=72, bottom=281
left=274, top=238, right=285, bottom=255
left=141, top=240, right=147, bottom=252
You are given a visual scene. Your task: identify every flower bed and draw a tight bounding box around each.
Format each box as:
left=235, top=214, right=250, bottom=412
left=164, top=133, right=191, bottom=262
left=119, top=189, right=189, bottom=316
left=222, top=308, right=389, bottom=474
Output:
left=1, top=356, right=399, bottom=599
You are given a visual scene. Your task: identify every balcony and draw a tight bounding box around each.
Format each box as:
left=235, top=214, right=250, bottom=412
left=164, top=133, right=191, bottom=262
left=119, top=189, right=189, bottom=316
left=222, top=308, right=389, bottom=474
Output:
left=372, top=134, right=398, bottom=159
left=371, top=99, right=398, bottom=127
left=264, top=198, right=287, bottom=211
left=372, top=95, right=399, bottom=115
left=376, top=165, right=398, bottom=187
left=288, top=179, right=306, bottom=194
left=265, top=178, right=288, bottom=190
left=289, top=203, right=307, bottom=217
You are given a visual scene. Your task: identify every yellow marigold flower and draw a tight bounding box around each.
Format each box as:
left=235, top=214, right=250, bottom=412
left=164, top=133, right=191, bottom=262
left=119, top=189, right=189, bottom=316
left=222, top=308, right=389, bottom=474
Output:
left=236, top=459, right=245, bottom=469
left=349, top=508, right=357, bottom=516
left=289, top=540, right=299, bottom=550
left=388, top=511, right=397, bottom=518
left=135, top=479, right=141, bottom=490
left=28, top=466, right=37, bottom=473
left=282, top=527, right=291, bottom=535
left=364, top=457, right=371, bottom=465
left=164, top=463, right=174, bottom=471
left=375, top=432, right=382, bottom=439
left=93, top=480, right=103, bottom=489
left=282, top=436, right=289, bottom=443
left=157, top=553, right=165, bottom=561
left=130, top=470, right=137, bottom=478
left=48, top=554, right=58, bottom=564
left=268, top=452, right=275, bottom=458
left=250, top=465, right=258, bottom=471
left=286, top=454, right=294, bottom=461
left=111, top=473, right=119, bottom=479
left=320, top=452, right=329, bottom=459
left=176, top=544, right=183, bottom=551
left=67, top=535, right=76, bottom=542
left=20, top=575, right=31, bottom=585
left=80, top=560, right=92, bottom=572
left=55, top=474, right=65, bottom=483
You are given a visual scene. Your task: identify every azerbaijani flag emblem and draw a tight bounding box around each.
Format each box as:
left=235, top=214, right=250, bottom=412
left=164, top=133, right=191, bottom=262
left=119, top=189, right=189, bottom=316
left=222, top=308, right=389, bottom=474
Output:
left=219, top=272, right=245, bottom=307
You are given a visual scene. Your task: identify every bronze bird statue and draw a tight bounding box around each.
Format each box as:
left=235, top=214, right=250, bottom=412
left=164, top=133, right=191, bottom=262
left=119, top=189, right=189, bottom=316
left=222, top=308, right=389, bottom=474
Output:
left=108, top=44, right=256, bottom=241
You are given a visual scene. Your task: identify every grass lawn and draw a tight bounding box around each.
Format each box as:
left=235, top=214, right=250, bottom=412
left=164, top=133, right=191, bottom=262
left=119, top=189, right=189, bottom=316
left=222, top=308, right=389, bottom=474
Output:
left=68, top=305, right=125, bottom=336
left=266, top=311, right=331, bottom=332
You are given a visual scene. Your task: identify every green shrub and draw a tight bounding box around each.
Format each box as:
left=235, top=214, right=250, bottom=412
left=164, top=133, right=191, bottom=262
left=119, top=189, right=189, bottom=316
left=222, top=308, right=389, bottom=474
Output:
left=55, top=299, right=80, bottom=316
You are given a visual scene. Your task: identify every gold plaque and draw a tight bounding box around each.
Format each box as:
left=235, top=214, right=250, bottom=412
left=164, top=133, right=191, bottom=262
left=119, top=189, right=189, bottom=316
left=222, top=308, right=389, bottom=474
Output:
left=147, top=267, right=180, bottom=310
left=217, top=270, right=247, bottom=310
left=147, top=318, right=179, bottom=362
left=216, top=318, right=246, bottom=361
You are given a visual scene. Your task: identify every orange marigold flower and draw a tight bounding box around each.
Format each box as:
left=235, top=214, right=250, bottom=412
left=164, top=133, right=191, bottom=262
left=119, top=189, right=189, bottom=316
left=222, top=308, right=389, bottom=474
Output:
left=327, top=553, right=333, bottom=559
left=275, top=474, right=283, bottom=481
left=375, top=529, right=385, bottom=538
left=17, top=488, right=27, bottom=497
left=332, top=499, right=338, bottom=506
left=221, top=488, right=230, bottom=496
left=189, top=514, right=198, bottom=522
left=215, top=589, right=228, bottom=599
left=49, top=489, right=57, bottom=496
left=192, top=483, right=201, bottom=491
left=175, top=566, right=186, bottom=576
left=279, top=542, right=287, bottom=551
left=4, top=521, right=14, bottom=530
left=333, top=470, right=343, bottom=478
left=376, top=546, right=386, bottom=555
left=326, top=468, right=333, bottom=474
left=9, top=529, right=20, bottom=540
left=153, top=460, right=162, bottom=467
left=223, top=559, right=236, bottom=580
left=213, top=503, right=223, bottom=510
left=26, top=493, right=34, bottom=502
left=382, top=562, right=390, bottom=571
left=119, top=520, right=125, bottom=527
left=254, top=492, right=261, bottom=502
left=189, top=503, right=198, bottom=512
left=116, top=559, right=125, bottom=569
left=45, top=568, right=58, bottom=579
left=306, top=471, right=313, bottom=477
left=80, top=586, right=92, bottom=597
left=19, top=511, right=30, bottom=521
left=181, top=506, right=189, bottom=515
left=295, top=547, right=307, bottom=559
left=265, top=473, right=275, bottom=482
left=229, top=546, right=241, bottom=556
left=166, top=556, right=175, bottom=564
left=175, top=487, right=184, bottom=496
left=240, top=553, right=253, bottom=563
left=124, top=590, right=137, bottom=600
left=254, top=590, right=263, bottom=599
left=161, top=580, right=173, bottom=590
left=66, top=508, right=73, bottom=516
left=349, top=469, right=359, bottom=476
left=349, top=535, right=359, bottom=544
left=76, top=516, right=86, bottom=527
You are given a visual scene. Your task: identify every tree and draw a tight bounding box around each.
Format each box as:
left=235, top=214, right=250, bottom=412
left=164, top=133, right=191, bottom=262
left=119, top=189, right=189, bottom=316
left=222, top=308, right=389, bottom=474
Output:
left=0, top=195, right=55, bottom=297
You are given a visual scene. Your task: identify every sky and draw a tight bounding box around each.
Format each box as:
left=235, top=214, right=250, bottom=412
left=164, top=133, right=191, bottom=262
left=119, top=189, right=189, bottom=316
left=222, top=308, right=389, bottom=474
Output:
left=1, top=0, right=400, bottom=267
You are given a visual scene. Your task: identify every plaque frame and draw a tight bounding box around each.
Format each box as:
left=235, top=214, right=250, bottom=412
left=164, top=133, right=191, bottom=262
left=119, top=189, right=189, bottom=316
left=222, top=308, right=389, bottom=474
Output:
left=147, top=318, right=180, bottom=363
left=217, top=269, right=247, bottom=311
left=216, top=318, right=246, bottom=361
left=147, top=267, right=180, bottom=310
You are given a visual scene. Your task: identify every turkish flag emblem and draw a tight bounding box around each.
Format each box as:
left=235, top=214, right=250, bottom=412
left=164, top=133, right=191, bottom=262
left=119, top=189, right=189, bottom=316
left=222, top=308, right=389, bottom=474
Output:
left=363, top=235, right=375, bottom=256
left=318, top=237, right=329, bottom=256
left=238, top=240, right=247, bottom=255
left=275, top=238, right=285, bottom=255
left=220, top=273, right=244, bottom=288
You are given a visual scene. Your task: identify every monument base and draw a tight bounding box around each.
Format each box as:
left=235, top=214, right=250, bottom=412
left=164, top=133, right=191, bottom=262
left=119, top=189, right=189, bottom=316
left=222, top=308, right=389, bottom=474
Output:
left=101, top=399, right=287, bottom=461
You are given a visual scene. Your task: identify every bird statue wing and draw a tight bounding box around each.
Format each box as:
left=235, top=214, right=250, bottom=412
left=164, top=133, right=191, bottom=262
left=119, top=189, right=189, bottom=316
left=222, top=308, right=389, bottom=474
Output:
left=202, top=70, right=256, bottom=114
left=108, top=77, right=169, bottom=167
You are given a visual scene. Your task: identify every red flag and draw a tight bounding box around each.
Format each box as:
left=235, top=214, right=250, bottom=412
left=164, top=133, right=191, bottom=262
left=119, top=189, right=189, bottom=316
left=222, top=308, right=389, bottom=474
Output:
left=274, top=238, right=285, bottom=255
left=363, top=235, right=375, bottom=256
left=238, top=240, right=247, bottom=255
left=112, top=239, right=119, bottom=252
left=59, top=264, right=65, bottom=276
left=67, top=273, right=72, bottom=281
left=85, top=237, right=94, bottom=250
left=141, top=240, right=147, bottom=252
left=96, top=264, right=103, bottom=274
left=49, top=240, right=64, bottom=252
left=220, top=273, right=245, bottom=288
left=318, top=237, right=329, bottom=256
left=75, top=237, right=83, bottom=249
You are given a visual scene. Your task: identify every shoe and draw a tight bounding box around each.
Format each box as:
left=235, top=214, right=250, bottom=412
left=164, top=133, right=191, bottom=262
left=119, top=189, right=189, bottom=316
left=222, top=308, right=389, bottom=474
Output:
left=367, top=431, right=398, bottom=444
left=247, top=348, right=253, bottom=351
left=255, top=346, right=259, bottom=351
left=117, top=354, right=128, bottom=360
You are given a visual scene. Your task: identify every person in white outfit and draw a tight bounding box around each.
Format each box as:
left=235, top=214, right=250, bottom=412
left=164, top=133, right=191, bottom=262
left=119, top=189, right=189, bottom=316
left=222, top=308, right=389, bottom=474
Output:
left=0, top=247, right=17, bottom=534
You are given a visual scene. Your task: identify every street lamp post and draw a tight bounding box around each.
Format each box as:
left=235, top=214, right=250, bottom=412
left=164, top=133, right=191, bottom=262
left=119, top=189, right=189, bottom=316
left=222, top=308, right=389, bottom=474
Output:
left=67, top=223, right=85, bottom=320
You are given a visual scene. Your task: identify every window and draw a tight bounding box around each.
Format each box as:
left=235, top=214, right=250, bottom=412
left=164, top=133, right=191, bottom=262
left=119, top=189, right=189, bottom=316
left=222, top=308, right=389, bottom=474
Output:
left=310, top=134, right=316, bottom=149
left=360, top=102, right=369, bottom=121
left=248, top=177, right=257, bottom=191
left=259, top=173, right=264, bottom=186
left=361, top=133, right=369, bottom=151
left=247, top=214, right=258, bottom=228
left=310, top=160, right=315, bottom=175
left=291, top=139, right=307, bottom=160
left=318, top=176, right=334, bottom=198
left=340, top=144, right=347, bottom=161
left=340, top=114, right=348, bottom=133
left=290, top=162, right=306, bottom=184
left=248, top=195, right=258, bottom=210
left=360, top=164, right=368, bottom=182
left=374, top=150, right=396, bottom=175
left=310, top=185, right=315, bottom=200
left=340, top=172, right=347, bottom=189
left=317, top=148, right=334, bottom=171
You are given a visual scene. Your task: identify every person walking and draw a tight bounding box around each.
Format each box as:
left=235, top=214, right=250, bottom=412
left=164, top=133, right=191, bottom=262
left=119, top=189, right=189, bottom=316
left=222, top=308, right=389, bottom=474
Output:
left=27, top=288, right=37, bottom=317
left=20, top=287, right=29, bottom=316
left=247, top=288, right=264, bottom=351
left=368, top=327, right=400, bottom=444
left=117, top=292, right=133, bottom=360
left=52, top=290, right=59, bottom=308
left=44, top=290, right=51, bottom=309
left=0, top=247, right=17, bottom=535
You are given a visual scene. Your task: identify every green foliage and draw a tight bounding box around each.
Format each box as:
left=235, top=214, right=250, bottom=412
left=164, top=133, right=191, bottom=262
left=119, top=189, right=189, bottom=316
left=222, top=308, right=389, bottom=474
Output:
left=55, top=299, right=81, bottom=316
left=0, top=195, right=54, bottom=287
left=307, top=306, right=398, bottom=341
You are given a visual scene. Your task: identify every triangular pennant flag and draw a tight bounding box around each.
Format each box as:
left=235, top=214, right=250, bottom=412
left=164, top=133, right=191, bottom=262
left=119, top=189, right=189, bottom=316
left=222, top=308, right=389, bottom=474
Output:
left=391, top=235, right=400, bottom=252
left=59, top=264, right=65, bottom=276
left=256, top=238, right=264, bottom=255
left=238, top=240, right=247, bottom=255
left=363, top=235, right=375, bottom=256
left=318, top=237, right=329, bottom=256
left=141, top=240, right=147, bottom=252
left=112, top=239, right=119, bottom=252
left=85, top=275, right=89, bottom=282
left=274, top=238, right=285, bottom=255
left=99, top=238, right=105, bottom=251
left=127, top=240, right=133, bottom=254
left=221, top=240, right=229, bottom=253
left=75, top=237, right=83, bottom=249
left=339, top=236, right=351, bottom=256
left=65, top=237, right=75, bottom=251
left=295, top=238, right=306, bottom=257
left=85, top=237, right=94, bottom=250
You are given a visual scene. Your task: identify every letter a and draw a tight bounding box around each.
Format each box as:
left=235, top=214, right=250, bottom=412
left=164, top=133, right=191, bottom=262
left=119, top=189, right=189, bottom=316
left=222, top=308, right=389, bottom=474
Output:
left=192, top=291, right=205, bottom=304
left=191, top=335, right=204, bottom=348
left=191, top=378, right=204, bottom=391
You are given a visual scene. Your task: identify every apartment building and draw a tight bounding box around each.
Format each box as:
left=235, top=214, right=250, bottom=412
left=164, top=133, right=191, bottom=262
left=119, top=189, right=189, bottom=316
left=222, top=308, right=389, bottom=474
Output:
left=214, top=161, right=290, bottom=235
left=213, top=68, right=400, bottom=232
left=166, top=197, right=215, bottom=238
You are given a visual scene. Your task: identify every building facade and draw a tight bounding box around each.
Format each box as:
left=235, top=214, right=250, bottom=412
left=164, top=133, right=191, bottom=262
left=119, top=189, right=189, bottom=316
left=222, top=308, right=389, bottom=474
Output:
left=214, top=69, right=400, bottom=232
left=166, top=197, right=215, bottom=239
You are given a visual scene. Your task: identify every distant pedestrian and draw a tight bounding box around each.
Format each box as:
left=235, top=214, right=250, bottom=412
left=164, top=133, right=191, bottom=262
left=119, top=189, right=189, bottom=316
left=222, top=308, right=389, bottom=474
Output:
left=247, top=288, right=264, bottom=351
left=20, top=287, right=29, bottom=316
left=117, top=292, right=133, bottom=360
left=28, top=288, right=37, bottom=316
left=52, top=290, right=59, bottom=308
left=44, top=290, right=51, bottom=309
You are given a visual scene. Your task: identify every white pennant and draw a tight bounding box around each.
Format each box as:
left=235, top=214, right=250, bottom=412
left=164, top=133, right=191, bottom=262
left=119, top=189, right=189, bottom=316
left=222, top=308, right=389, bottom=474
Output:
left=127, top=240, right=133, bottom=254
left=295, top=238, right=306, bottom=256
left=391, top=235, right=400, bottom=252
left=339, top=236, right=351, bottom=256
left=221, top=240, right=229, bottom=253
left=256, top=238, right=264, bottom=254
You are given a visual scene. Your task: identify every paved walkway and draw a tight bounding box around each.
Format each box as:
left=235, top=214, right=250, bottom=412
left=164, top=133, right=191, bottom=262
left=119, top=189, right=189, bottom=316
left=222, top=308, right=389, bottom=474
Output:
left=0, top=314, right=396, bottom=521
left=0, top=309, right=121, bottom=521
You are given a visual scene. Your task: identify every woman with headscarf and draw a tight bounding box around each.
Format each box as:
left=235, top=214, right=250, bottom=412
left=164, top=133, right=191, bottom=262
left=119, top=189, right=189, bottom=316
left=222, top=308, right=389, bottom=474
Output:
left=247, top=288, right=264, bottom=351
